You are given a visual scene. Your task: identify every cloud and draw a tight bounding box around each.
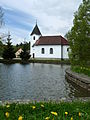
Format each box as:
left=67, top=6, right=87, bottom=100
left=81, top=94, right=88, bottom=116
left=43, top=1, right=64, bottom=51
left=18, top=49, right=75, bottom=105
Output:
left=0, top=0, right=82, bottom=44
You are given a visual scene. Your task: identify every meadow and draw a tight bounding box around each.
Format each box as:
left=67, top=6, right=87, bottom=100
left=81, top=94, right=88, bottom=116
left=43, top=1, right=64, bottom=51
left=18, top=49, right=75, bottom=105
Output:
left=0, top=101, right=90, bottom=120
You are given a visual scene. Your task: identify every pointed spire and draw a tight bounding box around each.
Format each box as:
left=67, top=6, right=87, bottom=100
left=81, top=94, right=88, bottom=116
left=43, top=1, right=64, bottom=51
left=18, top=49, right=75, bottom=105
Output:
left=30, top=22, right=42, bottom=36
left=8, top=31, right=10, bottom=37
left=36, top=19, right=37, bottom=25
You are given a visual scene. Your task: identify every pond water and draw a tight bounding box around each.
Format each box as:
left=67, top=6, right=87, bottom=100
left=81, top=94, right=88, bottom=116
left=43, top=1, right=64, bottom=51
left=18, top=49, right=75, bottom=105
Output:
left=0, top=63, right=90, bottom=101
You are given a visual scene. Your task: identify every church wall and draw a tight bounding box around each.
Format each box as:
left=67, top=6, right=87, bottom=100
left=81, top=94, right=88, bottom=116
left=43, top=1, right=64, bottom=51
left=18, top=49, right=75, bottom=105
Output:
left=63, top=45, right=69, bottom=59
left=34, top=45, right=61, bottom=58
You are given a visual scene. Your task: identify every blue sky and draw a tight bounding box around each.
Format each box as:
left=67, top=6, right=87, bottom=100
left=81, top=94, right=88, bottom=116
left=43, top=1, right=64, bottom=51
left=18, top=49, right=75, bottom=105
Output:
left=0, top=0, right=82, bottom=44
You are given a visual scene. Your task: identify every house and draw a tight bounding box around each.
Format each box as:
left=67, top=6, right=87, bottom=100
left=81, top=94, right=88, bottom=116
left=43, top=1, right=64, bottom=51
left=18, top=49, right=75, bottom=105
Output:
left=15, top=48, right=23, bottom=58
left=30, top=23, right=69, bottom=59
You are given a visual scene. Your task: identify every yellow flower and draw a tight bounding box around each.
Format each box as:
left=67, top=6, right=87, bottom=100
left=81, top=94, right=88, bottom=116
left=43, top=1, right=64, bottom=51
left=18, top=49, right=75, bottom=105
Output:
left=81, top=67, right=83, bottom=69
left=6, top=104, right=10, bottom=108
left=18, top=116, right=23, bottom=120
left=32, top=106, right=36, bottom=109
left=51, top=111, right=58, bottom=116
left=79, top=112, right=81, bottom=117
left=65, top=112, right=68, bottom=115
left=41, top=104, right=44, bottom=108
left=45, top=117, right=50, bottom=120
left=71, top=117, right=73, bottom=120
left=5, top=112, right=9, bottom=118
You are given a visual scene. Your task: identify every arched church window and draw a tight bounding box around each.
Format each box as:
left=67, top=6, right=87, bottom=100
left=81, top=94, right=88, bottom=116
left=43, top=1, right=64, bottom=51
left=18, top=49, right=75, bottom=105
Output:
left=50, top=48, right=53, bottom=54
left=67, top=48, right=69, bottom=52
left=33, top=36, right=35, bottom=40
left=41, top=48, right=45, bottom=54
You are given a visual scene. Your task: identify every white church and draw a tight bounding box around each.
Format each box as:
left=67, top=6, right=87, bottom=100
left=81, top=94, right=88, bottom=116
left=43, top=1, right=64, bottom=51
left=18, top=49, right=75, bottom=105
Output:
left=30, top=23, right=69, bottom=59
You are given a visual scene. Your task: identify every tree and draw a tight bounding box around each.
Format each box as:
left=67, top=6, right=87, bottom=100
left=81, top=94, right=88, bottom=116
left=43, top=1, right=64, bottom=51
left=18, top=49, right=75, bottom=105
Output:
left=0, top=41, right=4, bottom=56
left=0, top=6, right=4, bottom=28
left=66, top=0, right=90, bottom=66
left=13, top=42, right=30, bottom=53
left=20, top=42, right=30, bottom=60
left=2, top=34, right=15, bottom=59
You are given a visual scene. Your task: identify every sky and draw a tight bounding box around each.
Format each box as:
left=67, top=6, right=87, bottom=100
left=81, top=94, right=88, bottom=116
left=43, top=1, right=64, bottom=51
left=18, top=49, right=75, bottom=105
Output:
left=0, top=0, right=82, bottom=45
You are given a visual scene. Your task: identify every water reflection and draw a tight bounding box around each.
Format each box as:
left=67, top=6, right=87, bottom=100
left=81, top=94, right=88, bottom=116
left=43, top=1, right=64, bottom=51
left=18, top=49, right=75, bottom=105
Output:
left=0, top=63, right=90, bottom=101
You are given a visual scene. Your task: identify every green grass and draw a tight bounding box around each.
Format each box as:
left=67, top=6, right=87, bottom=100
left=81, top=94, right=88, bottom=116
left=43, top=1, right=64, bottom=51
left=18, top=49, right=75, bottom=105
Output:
left=0, top=101, right=90, bottom=120
left=0, top=58, right=70, bottom=64
left=72, top=66, right=90, bottom=77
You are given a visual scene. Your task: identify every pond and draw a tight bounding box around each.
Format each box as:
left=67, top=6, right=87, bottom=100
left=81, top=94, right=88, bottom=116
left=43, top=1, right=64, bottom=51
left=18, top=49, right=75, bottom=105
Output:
left=0, top=63, right=90, bottom=101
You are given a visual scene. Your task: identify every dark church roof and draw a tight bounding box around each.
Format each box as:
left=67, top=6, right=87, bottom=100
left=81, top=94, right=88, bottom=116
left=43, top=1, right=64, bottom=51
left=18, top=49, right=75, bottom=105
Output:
left=34, top=35, right=69, bottom=46
left=30, top=24, right=42, bottom=35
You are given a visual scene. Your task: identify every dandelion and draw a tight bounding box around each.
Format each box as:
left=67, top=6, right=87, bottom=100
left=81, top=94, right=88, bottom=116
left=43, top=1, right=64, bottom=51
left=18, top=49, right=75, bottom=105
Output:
left=79, top=112, right=81, bottom=117
left=6, top=104, right=10, bottom=108
left=5, top=112, right=9, bottom=118
left=65, top=112, right=68, bottom=117
left=41, top=104, right=44, bottom=108
left=65, top=112, right=68, bottom=115
left=81, top=67, right=83, bottom=69
left=18, top=116, right=23, bottom=120
left=51, top=111, right=58, bottom=116
left=45, top=117, right=50, bottom=120
left=71, top=117, right=73, bottom=120
left=32, top=106, right=36, bottom=109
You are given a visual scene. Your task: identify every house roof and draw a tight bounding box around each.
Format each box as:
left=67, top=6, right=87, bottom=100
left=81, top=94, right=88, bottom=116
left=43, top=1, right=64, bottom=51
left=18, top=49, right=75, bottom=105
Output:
left=34, top=35, right=69, bottom=46
left=30, top=24, right=42, bottom=35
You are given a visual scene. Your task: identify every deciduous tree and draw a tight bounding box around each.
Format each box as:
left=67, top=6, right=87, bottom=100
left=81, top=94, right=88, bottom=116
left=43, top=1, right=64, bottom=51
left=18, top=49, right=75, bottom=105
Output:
left=66, top=0, right=90, bottom=66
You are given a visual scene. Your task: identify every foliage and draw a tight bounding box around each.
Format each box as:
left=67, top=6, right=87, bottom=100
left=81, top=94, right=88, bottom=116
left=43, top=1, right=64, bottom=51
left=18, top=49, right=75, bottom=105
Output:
left=0, top=6, right=4, bottom=28
left=2, top=34, right=15, bottom=59
left=0, top=41, right=4, bottom=56
left=20, top=42, right=30, bottom=60
left=0, top=101, right=90, bottom=120
left=14, top=42, right=30, bottom=53
left=66, top=0, right=90, bottom=66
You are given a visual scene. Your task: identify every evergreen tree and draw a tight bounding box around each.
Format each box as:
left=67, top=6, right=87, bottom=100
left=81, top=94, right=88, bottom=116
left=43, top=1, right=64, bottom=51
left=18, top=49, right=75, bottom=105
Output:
left=66, top=0, right=90, bottom=66
left=0, top=41, right=4, bottom=56
left=20, top=42, right=30, bottom=60
left=2, top=34, right=15, bottom=59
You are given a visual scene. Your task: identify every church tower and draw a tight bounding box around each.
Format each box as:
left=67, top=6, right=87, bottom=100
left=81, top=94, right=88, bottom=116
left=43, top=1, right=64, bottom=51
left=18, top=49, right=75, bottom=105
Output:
left=30, top=23, right=42, bottom=58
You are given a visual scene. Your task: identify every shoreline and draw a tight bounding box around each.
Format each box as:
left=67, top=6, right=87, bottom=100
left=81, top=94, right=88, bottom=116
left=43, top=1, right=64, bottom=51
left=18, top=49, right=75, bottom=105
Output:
left=65, top=68, right=90, bottom=91
left=0, top=97, right=90, bottom=105
left=0, top=58, right=70, bottom=64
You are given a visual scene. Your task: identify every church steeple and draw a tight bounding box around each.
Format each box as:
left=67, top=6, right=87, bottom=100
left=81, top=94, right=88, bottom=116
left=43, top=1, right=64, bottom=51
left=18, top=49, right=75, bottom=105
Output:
left=30, top=23, right=42, bottom=36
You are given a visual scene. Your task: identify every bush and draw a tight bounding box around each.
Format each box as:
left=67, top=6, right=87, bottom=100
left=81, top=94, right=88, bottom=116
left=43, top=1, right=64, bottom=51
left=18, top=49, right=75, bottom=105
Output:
left=20, top=51, right=31, bottom=60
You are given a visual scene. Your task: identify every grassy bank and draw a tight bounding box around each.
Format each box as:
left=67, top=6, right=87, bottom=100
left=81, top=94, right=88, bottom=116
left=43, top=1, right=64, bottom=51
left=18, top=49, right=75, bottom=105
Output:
left=0, top=101, right=90, bottom=120
left=72, top=66, right=90, bottom=77
left=0, top=58, right=70, bottom=64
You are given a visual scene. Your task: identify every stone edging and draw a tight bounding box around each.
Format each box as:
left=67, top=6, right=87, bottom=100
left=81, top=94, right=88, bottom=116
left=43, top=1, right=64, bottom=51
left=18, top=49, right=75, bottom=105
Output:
left=65, top=68, right=90, bottom=91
